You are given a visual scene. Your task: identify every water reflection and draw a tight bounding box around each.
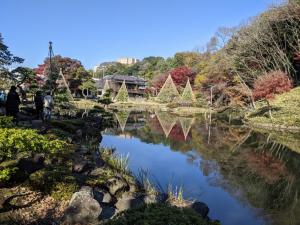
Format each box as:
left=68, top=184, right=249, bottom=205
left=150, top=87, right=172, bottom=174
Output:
left=102, top=110, right=300, bottom=225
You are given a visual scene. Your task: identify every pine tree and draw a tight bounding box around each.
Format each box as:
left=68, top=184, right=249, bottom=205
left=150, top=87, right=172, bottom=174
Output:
left=156, top=74, right=180, bottom=103
left=181, top=78, right=196, bottom=103
left=114, top=80, right=129, bottom=102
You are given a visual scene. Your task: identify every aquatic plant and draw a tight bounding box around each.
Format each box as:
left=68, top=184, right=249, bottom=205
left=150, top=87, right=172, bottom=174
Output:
left=136, top=169, right=159, bottom=196
left=167, top=184, right=186, bottom=206
left=100, top=147, right=130, bottom=174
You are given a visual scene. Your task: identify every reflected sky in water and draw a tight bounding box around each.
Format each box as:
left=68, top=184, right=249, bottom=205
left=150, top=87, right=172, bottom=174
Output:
left=101, top=111, right=300, bottom=225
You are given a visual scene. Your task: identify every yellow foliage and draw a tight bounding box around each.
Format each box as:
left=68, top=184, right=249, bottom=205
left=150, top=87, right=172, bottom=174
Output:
left=194, top=74, right=207, bottom=87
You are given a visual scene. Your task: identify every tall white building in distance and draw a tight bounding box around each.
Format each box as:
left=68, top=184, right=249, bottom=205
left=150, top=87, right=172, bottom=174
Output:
left=117, top=57, right=139, bottom=65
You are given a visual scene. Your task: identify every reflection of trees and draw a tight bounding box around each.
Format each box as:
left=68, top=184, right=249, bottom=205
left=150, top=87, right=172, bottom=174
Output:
left=213, top=130, right=300, bottom=225
left=114, top=110, right=131, bottom=132
left=218, top=150, right=300, bottom=225
left=108, top=111, right=300, bottom=225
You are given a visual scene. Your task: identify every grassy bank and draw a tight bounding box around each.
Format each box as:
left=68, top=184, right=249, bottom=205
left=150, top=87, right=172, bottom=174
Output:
left=109, top=100, right=211, bottom=116
left=246, top=87, right=300, bottom=131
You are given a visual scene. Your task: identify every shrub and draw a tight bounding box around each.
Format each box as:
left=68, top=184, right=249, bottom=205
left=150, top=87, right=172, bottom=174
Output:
left=0, top=116, right=14, bottom=128
left=0, top=128, right=67, bottom=162
left=105, top=203, right=220, bottom=225
left=253, top=71, right=293, bottom=101
left=99, top=89, right=113, bottom=107
left=0, top=167, right=18, bottom=182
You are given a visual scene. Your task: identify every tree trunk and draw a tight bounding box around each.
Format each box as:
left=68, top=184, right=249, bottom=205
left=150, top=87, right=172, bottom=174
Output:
left=266, top=100, right=273, bottom=120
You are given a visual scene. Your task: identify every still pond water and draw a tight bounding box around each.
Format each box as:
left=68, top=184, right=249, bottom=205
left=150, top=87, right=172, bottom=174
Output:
left=101, top=111, right=300, bottom=225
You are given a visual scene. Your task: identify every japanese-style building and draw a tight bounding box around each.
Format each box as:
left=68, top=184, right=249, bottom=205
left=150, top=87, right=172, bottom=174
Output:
left=93, top=75, right=147, bottom=98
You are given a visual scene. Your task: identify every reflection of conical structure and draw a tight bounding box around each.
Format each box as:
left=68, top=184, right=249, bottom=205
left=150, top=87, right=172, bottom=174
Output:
left=179, top=117, right=195, bottom=140
left=115, top=111, right=131, bottom=132
left=155, top=111, right=177, bottom=138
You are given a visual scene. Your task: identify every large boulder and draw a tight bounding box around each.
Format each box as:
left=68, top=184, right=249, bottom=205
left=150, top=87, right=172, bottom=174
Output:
left=72, top=159, right=91, bottom=173
left=93, top=188, right=114, bottom=205
left=115, top=193, right=143, bottom=212
left=18, top=154, right=45, bottom=174
left=99, top=204, right=117, bottom=220
left=61, top=186, right=101, bottom=225
left=107, top=176, right=129, bottom=196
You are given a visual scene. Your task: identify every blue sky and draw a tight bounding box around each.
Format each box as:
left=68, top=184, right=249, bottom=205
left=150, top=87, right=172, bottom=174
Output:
left=0, top=0, right=282, bottom=69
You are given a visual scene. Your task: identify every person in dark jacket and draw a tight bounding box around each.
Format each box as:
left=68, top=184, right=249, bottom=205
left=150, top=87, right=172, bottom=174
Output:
left=34, top=91, right=44, bottom=120
left=5, top=86, right=21, bottom=122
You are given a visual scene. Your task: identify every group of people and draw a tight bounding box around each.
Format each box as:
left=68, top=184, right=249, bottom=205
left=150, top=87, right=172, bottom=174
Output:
left=1, top=86, right=54, bottom=123
left=34, top=90, right=54, bottom=121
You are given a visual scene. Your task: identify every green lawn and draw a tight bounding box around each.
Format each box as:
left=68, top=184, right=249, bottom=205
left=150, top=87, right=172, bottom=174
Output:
left=247, top=87, right=300, bottom=128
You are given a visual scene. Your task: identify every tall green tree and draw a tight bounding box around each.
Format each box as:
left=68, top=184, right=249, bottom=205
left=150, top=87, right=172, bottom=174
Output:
left=80, top=79, right=96, bottom=99
left=0, top=33, right=24, bottom=87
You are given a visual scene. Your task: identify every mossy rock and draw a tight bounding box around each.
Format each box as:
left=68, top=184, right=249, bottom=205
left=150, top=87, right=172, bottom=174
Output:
left=51, top=181, right=79, bottom=201
left=0, top=159, right=19, bottom=168
left=85, top=169, right=115, bottom=187
left=50, top=119, right=85, bottom=133
left=29, top=166, right=79, bottom=200
left=105, top=203, right=220, bottom=225
left=45, top=128, right=73, bottom=142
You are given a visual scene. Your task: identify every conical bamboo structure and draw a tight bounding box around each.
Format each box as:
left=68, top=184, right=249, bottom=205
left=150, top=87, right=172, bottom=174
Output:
left=103, top=79, right=110, bottom=93
left=114, top=80, right=129, bottom=102
left=156, top=74, right=180, bottom=103
left=181, top=78, right=196, bottom=103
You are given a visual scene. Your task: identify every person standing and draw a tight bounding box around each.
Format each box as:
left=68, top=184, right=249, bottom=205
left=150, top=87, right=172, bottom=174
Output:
left=34, top=91, right=44, bottom=120
left=0, top=90, right=7, bottom=115
left=5, top=86, right=21, bottom=122
left=43, top=91, right=54, bottom=121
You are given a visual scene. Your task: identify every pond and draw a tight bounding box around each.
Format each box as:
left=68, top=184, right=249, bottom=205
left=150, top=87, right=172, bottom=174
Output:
left=101, top=110, right=300, bottom=225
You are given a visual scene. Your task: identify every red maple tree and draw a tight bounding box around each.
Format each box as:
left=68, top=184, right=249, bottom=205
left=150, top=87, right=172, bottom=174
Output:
left=253, top=71, right=293, bottom=100
left=170, top=66, right=196, bottom=88
left=152, top=66, right=196, bottom=91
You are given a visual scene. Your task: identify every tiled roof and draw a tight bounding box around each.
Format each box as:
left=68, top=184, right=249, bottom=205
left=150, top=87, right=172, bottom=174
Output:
left=94, top=75, right=146, bottom=89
